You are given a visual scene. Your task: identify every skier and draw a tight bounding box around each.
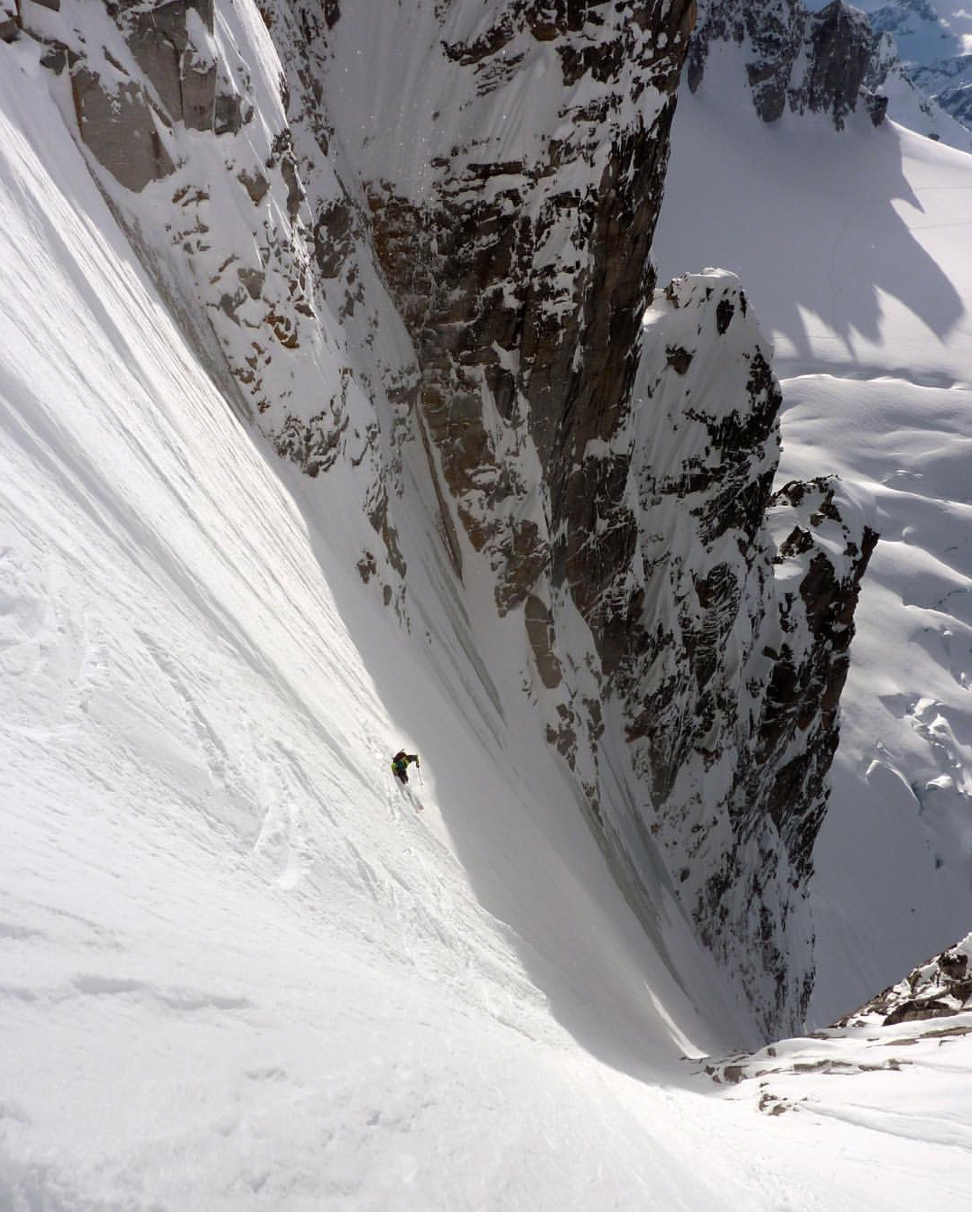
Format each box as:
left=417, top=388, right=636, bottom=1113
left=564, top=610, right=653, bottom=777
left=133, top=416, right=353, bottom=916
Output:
left=391, top=749, right=420, bottom=784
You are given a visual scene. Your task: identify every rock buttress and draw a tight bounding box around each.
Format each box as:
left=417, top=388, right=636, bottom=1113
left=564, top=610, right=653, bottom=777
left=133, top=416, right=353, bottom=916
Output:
left=688, top=0, right=880, bottom=129
left=358, top=0, right=696, bottom=616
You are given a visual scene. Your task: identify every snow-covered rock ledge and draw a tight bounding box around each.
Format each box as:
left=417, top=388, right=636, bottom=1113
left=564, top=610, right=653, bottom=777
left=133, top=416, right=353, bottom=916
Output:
left=836, top=932, right=972, bottom=1028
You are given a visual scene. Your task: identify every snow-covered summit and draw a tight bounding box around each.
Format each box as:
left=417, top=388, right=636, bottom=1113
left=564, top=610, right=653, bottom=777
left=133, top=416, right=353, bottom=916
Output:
left=869, top=0, right=962, bottom=65
left=850, top=0, right=972, bottom=135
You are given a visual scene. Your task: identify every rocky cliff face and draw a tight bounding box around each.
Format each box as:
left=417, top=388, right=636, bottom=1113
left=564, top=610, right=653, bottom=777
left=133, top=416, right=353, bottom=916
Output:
left=560, top=271, right=875, bottom=1032
left=836, top=933, right=972, bottom=1029
left=686, top=0, right=971, bottom=142
left=356, top=0, right=695, bottom=618
left=16, top=0, right=876, bottom=1035
left=688, top=0, right=880, bottom=127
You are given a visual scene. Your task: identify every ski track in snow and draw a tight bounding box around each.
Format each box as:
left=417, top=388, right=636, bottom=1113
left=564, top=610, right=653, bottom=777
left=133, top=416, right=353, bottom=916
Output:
left=3, top=20, right=972, bottom=1212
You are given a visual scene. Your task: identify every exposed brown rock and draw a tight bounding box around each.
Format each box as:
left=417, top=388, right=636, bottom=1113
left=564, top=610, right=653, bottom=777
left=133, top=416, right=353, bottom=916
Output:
left=367, top=0, right=695, bottom=640
left=214, top=91, right=243, bottom=135
left=525, top=594, right=563, bottom=690
left=71, top=66, right=175, bottom=192
left=834, top=934, right=972, bottom=1027
left=238, top=169, right=270, bottom=205
left=0, top=1, right=19, bottom=43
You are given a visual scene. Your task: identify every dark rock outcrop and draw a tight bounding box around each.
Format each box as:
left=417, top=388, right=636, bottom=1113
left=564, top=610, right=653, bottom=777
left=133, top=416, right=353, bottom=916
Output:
left=587, top=274, right=876, bottom=1032
left=691, top=0, right=971, bottom=143
left=689, top=0, right=884, bottom=128
left=71, top=66, right=176, bottom=192
left=364, top=1, right=695, bottom=621
left=1, top=1, right=20, bottom=43
left=802, top=2, right=873, bottom=125
left=836, top=933, right=972, bottom=1027
left=24, top=0, right=250, bottom=192
left=125, top=0, right=218, bottom=131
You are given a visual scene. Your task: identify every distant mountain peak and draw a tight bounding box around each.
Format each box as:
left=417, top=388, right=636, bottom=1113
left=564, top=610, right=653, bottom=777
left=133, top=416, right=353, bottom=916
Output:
left=688, top=0, right=880, bottom=128
left=688, top=0, right=972, bottom=147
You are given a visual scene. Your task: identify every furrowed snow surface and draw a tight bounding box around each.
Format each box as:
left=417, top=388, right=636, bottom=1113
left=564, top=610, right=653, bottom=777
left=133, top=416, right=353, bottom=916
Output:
left=3, top=32, right=972, bottom=1212
left=656, top=44, right=972, bottom=1026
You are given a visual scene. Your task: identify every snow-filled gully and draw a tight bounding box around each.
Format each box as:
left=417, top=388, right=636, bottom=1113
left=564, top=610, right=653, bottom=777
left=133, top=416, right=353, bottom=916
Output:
left=3, top=14, right=972, bottom=1212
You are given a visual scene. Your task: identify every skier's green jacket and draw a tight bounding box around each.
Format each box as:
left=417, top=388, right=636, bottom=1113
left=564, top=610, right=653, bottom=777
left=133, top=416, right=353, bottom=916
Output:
left=392, top=750, right=419, bottom=784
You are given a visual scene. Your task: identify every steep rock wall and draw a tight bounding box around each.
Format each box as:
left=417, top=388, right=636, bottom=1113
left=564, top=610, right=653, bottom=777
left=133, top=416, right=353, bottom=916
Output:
left=305, top=1, right=873, bottom=1032
left=545, top=271, right=875, bottom=1033
left=688, top=0, right=886, bottom=127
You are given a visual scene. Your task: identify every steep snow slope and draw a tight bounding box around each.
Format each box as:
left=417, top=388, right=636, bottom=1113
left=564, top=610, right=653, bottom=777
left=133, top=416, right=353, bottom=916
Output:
left=0, top=38, right=721, bottom=1209
left=656, top=44, right=972, bottom=1024
left=307, top=1, right=879, bottom=1039
left=5, top=26, right=972, bottom=1212
left=0, top=33, right=799, bottom=1211
left=26, top=0, right=875, bottom=1037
